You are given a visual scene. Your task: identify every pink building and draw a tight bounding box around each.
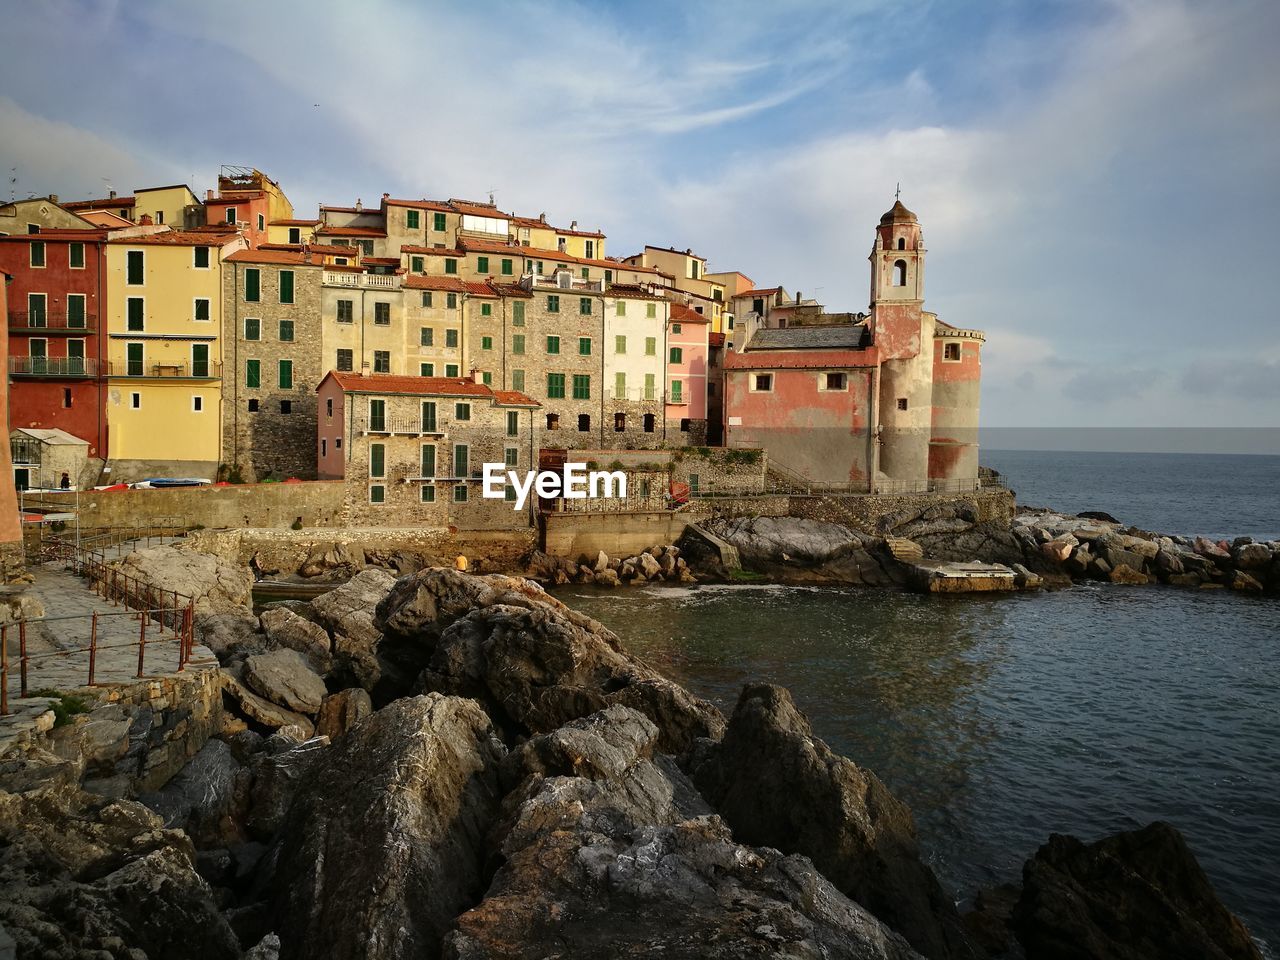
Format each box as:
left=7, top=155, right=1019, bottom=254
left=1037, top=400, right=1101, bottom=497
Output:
left=665, top=303, right=710, bottom=442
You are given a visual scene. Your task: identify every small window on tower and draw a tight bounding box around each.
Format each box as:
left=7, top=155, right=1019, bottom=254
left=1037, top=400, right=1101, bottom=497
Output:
left=897, top=237, right=906, bottom=250
left=943, top=342, right=962, bottom=362
left=893, top=260, right=907, bottom=286
left=897, top=398, right=909, bottom=411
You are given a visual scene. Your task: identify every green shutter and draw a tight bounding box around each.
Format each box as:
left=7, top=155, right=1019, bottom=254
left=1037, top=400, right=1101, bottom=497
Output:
left=512, top=301, right=525, bottom=325
left=512, top=369, right=525, bottom=391
left=616, top=301, right=626, bottom=316
left=579, top=297, right=591, bottom=315
left=126, top=250, right=143, bottom=284
left=644, top=374, right=655, bottom=400
left=433, top=212, right=446, bottom=231
left=127, top=298, right=144, bottom=331
left=578, top=337, right=591, bottom=356
left=506, top=411, right=519, bottom=436
left=67, top=296, right=85, bottom=326
left=512, top=334, right=525, bottom=355
left=246, top=359, right=260, bottom=388
left=481, top=303, right=492, bottom=317
left=501, top=258, right=513, bottom=275
left=547, top=295, right=559, bottom=312
left=69, top=243, right=85, bottom=269
left=370, top=443, right=385, bottom=478
left=454, top=444, right=468, bottom=477
left=615, top=372, right=626, bottom=398
left=192, top=344, right=209, bottom=378
left=278, top=360, right=293, bottom=389
left=412, top=256, right=424, bottom=273
left=420, top=485, right=435, bottom=502
left=615, top=335, right=626, bottom=353
left=572, top=375, right=590, bottom=400
left=127, top=342, right=144, bottom=376
left=421, top=444, right=435, bottom=476
left=670, top=347, right=682, bottom=364
left=446, top=329, right=458, bottom=348
left=547, top=336, right=559, bottom=354
left=422, top=401, right=437, bottom=431
left=645, top=337, right=656, bottom=356
left=547, top=373, right=565, bottom=398
left=370, top=484, right=385, bottom=503
left=444, top=258, right=457, bottom=275
left=477, top=256, right=489, bottom=273
left=420, top=327, right=433, bottom=346
left=407, top=209, right=420, bottom=229
left=245, top=268, right=260, bottom=302
left=671, top=380, right=682, bottom=402
left=279, top=270, right=294, bottom=304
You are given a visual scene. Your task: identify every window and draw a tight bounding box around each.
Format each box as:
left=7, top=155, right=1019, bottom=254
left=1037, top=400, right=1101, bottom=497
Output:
left=943, top=342, right=962, bottom=362
left=512, top=369, right=525, bottom=391
left=614, top=412, right=626, bottom=432
left=406, top=209, right=420, bottom=229
left=670, top=380, right=683, bottom=403
left=63, top=388, right=73, bottom=408
left=506, top=410, right=519, bottom=436
left=433, top=212, right=446, bottom=231
left=421, top=401, right=437, bottom=431
left=616, top=301, right=626, bottom=317
left=546, top=335, right=560, bottom=355
left=127, top=342, right=145, bottom=377
left=321, top=438, right=327, bottom=456
left=512, top=301, right=525, bottom=325
left=446, top=292, right=457, bottom=309
left=28, top=338, right=47, bottom=372
left=572, top=374, right=590, bottom=400
left=337, top=299, right=353, bottom=323
left=455, top=402, right=471, bottom=421
left=453, top=444, right=469, bottom=477
left=546, top=413, right=560, bottom=430
left=370, top=443, right=386, bottom=478
left=477, top=256, right=489, bottom=273
left=643, top=413, right=655, bottom=433
left=69, top=242, right=85, bottom=269
left=578, top=337, right=591, bottom=356
left=646, top=303, right=656, bottom=319
left=248, top=398, right=259, bottom=412
left=681, top=419, right=692, bottom=433
left=752, top=297, right=764, bottom=314
left=615, top=335, right=627, bottom=354
left=690, top=260, right=700, bottom=280
left=30, top=241, right=46, bottom=268
left=66, top=339, right=84, bottom=374
left=481, top=336, right=493, bottom=351
left=244, top=317, right=261, bottom=340
left=192, top=344, right=210, bottom=378
left=413, top=328, right=430, bottom=349
left=547, top=295, right=560, bottom=313
left=257, top=214, right=265, bottom=232
left=289, top=228, right=301, bottom=244
left=27, top=224, right=40, bottom=235
left=547, top=373, right=566, bottom=398
left=579, top=297, right=592, bottom=315
left=27, top=293, right=47, bottom=326
left=411, top=256, right=425, bottom=273
left=420, top=362, right=434, bottom=376
left=280, top=400, right=292, bottom=414
left=577, top=413, right=591, bottom=432
left=893, top=259, right=907, bottom=286
left=369, top=485, right=385, bottom=504
left=326, top=397, right=333, bottom=417
left=672, top=323, right=682, bottom=334
left=644, top=337, right=656, bottom=356
left=504, top=485, right=517, bottom=503
left=512, top=334, right=525, bottom=355
left=823, top=372, right=847, bottom=390
left=131, top=392, right=141, bottom=409
left=421, top=444, right=436, bottom=477
left=369, top=399, right=386, bottom=431
left=191, top=245, right=209, bottom=269
left=421, top=290, right=432, bottom=307
left=421, top=485, right=436, bottom=503
left=66, top=294, right=86, bottom=328
left=279, top=270, right=294, bottom=304
left=279, top=320, right=295, bottom=342
left=501, top=258, right=513, bottom=276
left=581, top=268, right=589, bottom=280
left=897, top=397, right=909, bottom=411
left=454, top=484, right=468, bottom=503
left=605, top=269, right=613, bottom=282
left=245, top=268, right=260, bottom=301
left=504, top=446, right=519, bottom=468
left=278, top=360, right=293, bottom=389
left=644, top=373, right=656, bottom=401
left=337, top=349, right=353, bottom=371
left=444, top=258, right=458, bottom=275
left=126, top=250, right=145, bottom=284
left=246, top=359, right=260, bottom=388
left=669, top=346, right=684, bottom=365
left=371, top=302, right=390, bottom=326
left=897, top=237, right=906, bottom=250
left=585, top=240, right=595, bottom=259
left=445, top=363, right=459, bottom=377
left=615, top=372, right=626, bottom=398
left=753, top=373, right=773, bottom=392
left=374, top=351, right=390, bottom=373
left=194, top=298, right=210, bottom=322
left=445, top=329, right=458, bottom=348
left=480, top=303, right=492, bottom=317
left=127, top=297, right=144, bottom=332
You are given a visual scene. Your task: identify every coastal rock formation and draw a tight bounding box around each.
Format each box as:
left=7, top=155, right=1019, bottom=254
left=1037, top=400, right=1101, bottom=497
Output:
left=1010, top=822, right=1263, bottom=960
left=689, top=684, right=976, bottom=960
left=314, top=687, right=372, bottom=740
left=243, top=649, right=328, bottom=715
left=266, top=694, right=506, bottom=960
left=447, top=704, right=923, bottom=960
left=375, top=568, right=724, bottom=752
left=307, top=567, right=398, bottom=692
left=110, top=544, right=254, bottom=617
left=706, top=516, right=900, bottom=586
left=259, top=607, right=333, bottom=674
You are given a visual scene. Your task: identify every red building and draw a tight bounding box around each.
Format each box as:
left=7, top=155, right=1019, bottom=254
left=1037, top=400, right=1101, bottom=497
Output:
left=0, top=229, right=110, bottom=456
left=204, top=190, right=270, bottom=248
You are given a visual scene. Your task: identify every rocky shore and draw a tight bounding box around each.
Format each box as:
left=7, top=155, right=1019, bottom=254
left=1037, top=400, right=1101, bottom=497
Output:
left=0, top=550, right=1266, bottom=959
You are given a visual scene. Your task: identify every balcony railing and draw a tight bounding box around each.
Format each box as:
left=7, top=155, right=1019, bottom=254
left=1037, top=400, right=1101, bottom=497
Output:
left=106, top=362, right=222, bottom=379
left=9, top=310, right=96, bottom=332
left=603, top=388, right=666, bottom=403
left=8, top=357, right=99, bottom=377
left=323, top=271, right=401, bottom=290
left=361, top=416, right=442, bottom=435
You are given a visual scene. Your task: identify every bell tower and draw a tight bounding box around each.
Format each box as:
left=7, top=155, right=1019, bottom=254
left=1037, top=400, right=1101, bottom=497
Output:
left=869, top=198, right=925, bottom=307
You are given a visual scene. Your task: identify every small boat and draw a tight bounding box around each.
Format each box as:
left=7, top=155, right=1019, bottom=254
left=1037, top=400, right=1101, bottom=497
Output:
left=133, top=477, right=213, bottom=489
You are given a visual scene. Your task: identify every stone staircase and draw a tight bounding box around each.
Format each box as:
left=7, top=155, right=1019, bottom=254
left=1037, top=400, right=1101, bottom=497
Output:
left=884, top=537, right=924, bottom=563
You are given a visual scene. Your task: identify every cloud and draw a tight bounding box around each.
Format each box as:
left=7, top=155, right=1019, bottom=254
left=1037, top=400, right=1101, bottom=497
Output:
left=1180, top=358, right=1280, bottom=399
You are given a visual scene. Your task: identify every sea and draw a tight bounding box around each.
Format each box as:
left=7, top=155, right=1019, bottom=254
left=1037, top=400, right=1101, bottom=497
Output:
left=556, top=450, right=1280, bottom=954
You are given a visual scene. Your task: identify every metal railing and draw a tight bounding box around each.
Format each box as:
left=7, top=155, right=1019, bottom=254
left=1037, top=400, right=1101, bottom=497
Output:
left=8, top=310, right=96, bottom=331
left=106, top=361, right=221, bottom=379
left=8, top=356, right=99, bottom=377
left=362, top=415, right=441, bottom=435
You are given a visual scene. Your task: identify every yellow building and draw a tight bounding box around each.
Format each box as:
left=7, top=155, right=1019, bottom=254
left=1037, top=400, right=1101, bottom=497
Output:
left=623, top=245, right=728, bottom=333
left=267, top=219, right=321, bottom=245
left=104, top=230, right=245, bottom=476
left=132, top=184, right=202, bottom=229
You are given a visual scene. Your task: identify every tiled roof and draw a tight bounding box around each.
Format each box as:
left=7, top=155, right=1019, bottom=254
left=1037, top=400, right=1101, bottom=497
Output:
left=64, top=196, right=135, bottom=210
left=384, top=198, right=454, bottom=213
left=270, top=218, right=321, bottom=226
left=360, top=256, right=401, bottom=267
left=606, top=283, right=667, bottom=302
left=79, top=210, right=134, bottom=228
left=0, top=228, right=108, bottom=241
left=510, top=215, right=604, bottom=238
left=448, top=199, right=512, bottom=219
left=645, top=244, right=706, bottom=261
left=670, top=304, right=709, bottom=323
left=457, top=236, right=529, bottom=255
left=205, top=192, right=266, bottom=205
left=319, top=204, right=363, bottom=213
left=321, top=371, right=537, bottom=406
left=317, top=225, right=387, bottom=237
left=225, top=248, right=324, bottom=266
left=108, top=230, right=236, bottom=247
left=737, top=287, right=781, bottom=298
left=260, top=242, right=359, bottom=257
left=743, top=325, right=871, bottom=351
left=402, top=245, right=466, bottom=257
left=403, top=275, right=499, bottom=297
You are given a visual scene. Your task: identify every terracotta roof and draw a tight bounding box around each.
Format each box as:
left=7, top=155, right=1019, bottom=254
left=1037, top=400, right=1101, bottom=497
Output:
left=879, top=199, right=918, bottom=224
left=64, top=196, right=135, bottom=210
left=79, top=210, right=134, bottom=228
left=225, top=248, right=324, bottom=266
left=360, top=257, right=401, bottom=267
left=670, top=304, right=709, bottom=323
left=317, top=225, right=387, bottom=237
left=260, top=242, right=359, bottom=257
left=320, top=371, right=537, bottom=406
left=488, top=282, right=532, bottom=299
left=509, top=215, right=604, bottom=239
left=401, top=245, right=465, bottom=256
left=606, top=284, right=667, bottom=302
left=108, top=230, right=235, bottom=246
left=457, top=236, right=529, bottom=255
left=737, top=287, right=781, bottom=298
left=270, top=218, right=320, bottom=226
left=448, top=199, right=511, bottom=219
left=205, top=192, right=266, bottom=205
left=402, top=276, right=499, bottom=297
left=319, top=204, right=363, bottom=213
left=644, top=244, right=706, bottom=261
left=385, top=198, right=454, bottom=213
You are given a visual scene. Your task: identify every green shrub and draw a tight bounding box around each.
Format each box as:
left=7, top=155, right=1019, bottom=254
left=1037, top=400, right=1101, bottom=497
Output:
left=291, top=518, right=304, bottom=530
left=30, top=689, right=93, bottom=727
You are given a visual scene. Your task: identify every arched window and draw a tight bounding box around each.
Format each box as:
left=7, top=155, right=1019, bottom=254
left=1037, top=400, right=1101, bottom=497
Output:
left=893, top=259, right=907, bottom=286
left=897, top=237, right=906, bottom=250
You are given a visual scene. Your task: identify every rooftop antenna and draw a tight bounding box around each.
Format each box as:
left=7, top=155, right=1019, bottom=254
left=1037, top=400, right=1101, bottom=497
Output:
left=9, top=168, right=16, bottom=203
left=486, top=188, right=496, bottom=206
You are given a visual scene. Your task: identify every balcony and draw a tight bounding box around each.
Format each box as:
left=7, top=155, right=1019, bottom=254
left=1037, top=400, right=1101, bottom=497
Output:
left=8, top=357, right=99, bottom=377
left=361, top=415, right=442, bottom=436
left=107, top=361, right=222, bottom=379
left=9, top=310, right=96, bottom=333
left=323, top=270, right=402, bottom=290
left=603, top=388, right=665, bottom=403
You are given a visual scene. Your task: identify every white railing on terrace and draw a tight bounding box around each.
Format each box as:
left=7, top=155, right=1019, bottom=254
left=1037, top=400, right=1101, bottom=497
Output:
left=323, top=271, right=402, bottom=290
left=361, top=416, right=442, bottom=435
left=604, top=388, right=665, bottom=403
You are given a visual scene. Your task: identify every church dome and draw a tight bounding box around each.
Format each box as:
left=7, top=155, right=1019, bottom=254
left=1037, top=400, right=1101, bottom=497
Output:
left=879, top=199, right=918, bottom=224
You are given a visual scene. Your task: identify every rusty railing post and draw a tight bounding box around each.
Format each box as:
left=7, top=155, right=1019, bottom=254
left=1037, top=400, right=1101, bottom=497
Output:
left=1, top=625, right=8, bottom=717
left=88, top=612, right=98, bottom=686
left=137, top=613, right=147, bottom=678
left=19, top=622, right=28, bottom=697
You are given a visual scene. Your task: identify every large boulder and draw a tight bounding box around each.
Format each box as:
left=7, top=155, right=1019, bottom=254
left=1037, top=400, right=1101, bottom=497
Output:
left=260, top=607, right=333, bottom=674
left=298, top=540, right=367, bottom=579
left=307, top=567, right=398, bottom=693
left=268, top=694, right=507, bottom=960
left=706, top=516, right=898, bottom=586
left=447, top=706, right=922, bottom=960
left=314, top=687, right=373, bottom=740
left=377, top=569, right=723, bottom=753
left=689, top=684, right=975, bottom=960
left=109, top=544, right=253, bottom=617
left=243, top=649, right=328, bottom=715
left=0, top=783, right=241, bottom=959
left=1011, top=822, right=1262, bottom=960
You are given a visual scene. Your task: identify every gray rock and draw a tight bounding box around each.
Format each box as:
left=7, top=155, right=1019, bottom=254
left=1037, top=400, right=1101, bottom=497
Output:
left=243, top=649, right=328, bottom=715
left=109, top=544, right=254, bottom=618
left=140, top=739, right=241, bottom=833
left=314, top=687, right=373, bottom=740
left=593, top=549, right=610, bottom=572
left=1232, top=542, right=1272, bottom=569
left=199, top=612, right=266, bottom=661
left=260, top=607, right=333, bottom=674
left=224, top=669, right=315, bottom=737
left=245, top=737, right=330, bottom=841
left=299, top=540, right=366, bottom=579
left=594, top=567, right=620, bottom=588
left=308, top=568, right=398, bottom=691
left=638, top=551, right=663, bottom=579
left=244, top=933, right=282, bottom=960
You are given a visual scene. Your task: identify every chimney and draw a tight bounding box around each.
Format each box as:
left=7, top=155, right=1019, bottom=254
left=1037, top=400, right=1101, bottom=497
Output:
left=539, top=212, right=546, bottom=223
left=109, top=189, right=117, bottom=200
left=570, top=220, right=578, bottom=230
left=796, top=290, right=802, bottom=303
left=139, top=213, right=153, bottom=226
left=360, top=361, right=370, bottom=376
left=382, top=192, right=389, bottom=200
left=206, top=189, right=214, bottom=201
left=470, top=367, right=482, bottom=384
left=49, top=194, right=58, bottom=204
left=355, top=198, right=362, bottom=211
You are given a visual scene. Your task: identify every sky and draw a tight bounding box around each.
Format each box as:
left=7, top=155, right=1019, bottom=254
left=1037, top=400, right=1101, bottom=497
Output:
left=2, top=0, right=1278, bottom=441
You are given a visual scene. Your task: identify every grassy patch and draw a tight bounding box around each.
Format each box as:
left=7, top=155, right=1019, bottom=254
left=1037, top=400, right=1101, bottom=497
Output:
left=729, top=568, right=767, bottom=582
left=29, top=688, right=94, bottom=727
